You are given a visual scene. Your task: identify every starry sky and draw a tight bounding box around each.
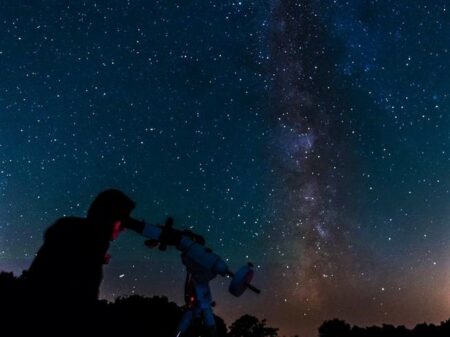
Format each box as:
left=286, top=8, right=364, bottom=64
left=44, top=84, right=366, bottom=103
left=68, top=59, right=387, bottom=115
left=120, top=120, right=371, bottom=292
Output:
left=0, top=1, right=449, bottom=336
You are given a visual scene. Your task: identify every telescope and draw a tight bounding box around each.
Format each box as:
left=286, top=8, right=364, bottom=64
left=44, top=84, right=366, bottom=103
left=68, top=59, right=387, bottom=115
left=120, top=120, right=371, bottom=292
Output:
left=138, top=217, right=261, bottom=337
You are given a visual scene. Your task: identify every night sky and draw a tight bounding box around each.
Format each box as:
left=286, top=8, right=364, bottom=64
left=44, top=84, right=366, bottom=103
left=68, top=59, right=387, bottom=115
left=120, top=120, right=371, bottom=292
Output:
left=0, top=1, right=449, bottom=336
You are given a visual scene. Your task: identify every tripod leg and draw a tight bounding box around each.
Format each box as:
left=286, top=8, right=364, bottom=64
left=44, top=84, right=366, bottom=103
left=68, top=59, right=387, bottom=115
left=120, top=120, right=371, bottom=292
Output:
left=202, top=307, right=218, bottom=337
left=176, top=309, right=193, bottom=337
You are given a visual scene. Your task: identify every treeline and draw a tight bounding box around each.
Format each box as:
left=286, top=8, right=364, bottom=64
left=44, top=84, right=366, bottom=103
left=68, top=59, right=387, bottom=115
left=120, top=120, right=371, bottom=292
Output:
left=2, top=271, right=449, bottom=336
left=319, top=318, right=450, bottom=337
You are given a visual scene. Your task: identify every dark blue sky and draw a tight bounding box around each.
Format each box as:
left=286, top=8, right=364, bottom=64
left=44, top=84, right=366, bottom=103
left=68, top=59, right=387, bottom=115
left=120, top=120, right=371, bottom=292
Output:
left=0, top=1, right=449, bottom=336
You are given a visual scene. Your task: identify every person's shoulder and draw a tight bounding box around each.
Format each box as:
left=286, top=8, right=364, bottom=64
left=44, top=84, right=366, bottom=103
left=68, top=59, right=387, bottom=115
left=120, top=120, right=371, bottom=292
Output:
left=44, top=216, right=86, bottom=241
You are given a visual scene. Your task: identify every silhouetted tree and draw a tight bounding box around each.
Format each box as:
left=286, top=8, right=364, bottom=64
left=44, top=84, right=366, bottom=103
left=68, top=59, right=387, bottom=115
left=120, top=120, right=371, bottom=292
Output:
left=0, top=271, right=18, bottom=300
left=392, top=325, right=410, bottom=337
left=319, top=319, right=351, bottom=337
left=228, top=314, right=278, bottom=337
left=440, top=319, right=450, bottom=337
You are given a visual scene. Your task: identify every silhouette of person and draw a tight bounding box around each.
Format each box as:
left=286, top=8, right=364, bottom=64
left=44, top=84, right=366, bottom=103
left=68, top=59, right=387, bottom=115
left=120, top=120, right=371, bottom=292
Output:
left=24, top=189, right=144, bottom=314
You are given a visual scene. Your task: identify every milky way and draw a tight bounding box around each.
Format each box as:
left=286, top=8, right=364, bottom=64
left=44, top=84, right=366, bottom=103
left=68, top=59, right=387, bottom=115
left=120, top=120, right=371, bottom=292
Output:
left=265, top=1, right=450, bottom=335
left=266, top=1, right=363, bottom=334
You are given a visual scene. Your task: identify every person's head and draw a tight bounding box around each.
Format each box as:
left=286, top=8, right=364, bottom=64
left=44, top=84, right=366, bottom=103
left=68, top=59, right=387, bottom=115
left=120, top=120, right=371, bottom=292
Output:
left=87, top=189, right=135, bottom=241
